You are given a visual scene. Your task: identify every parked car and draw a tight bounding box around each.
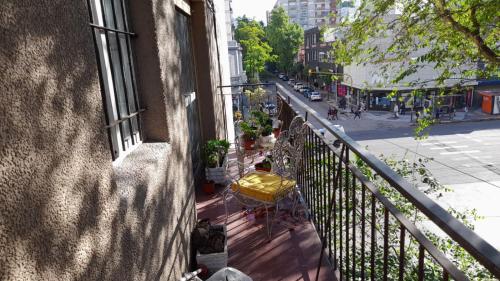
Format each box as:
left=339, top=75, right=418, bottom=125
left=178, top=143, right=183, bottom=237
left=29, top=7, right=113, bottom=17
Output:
left=278, top=73, right=285, bottom=79
left=309, top=92, right=322, bottom=101
left=287, top=79, right=295, bottom=85
left=263, top=102, right=277, bottom=116
left=299, top=86, right=312, bottom=94
left=294, top=83, right=303, bottom=91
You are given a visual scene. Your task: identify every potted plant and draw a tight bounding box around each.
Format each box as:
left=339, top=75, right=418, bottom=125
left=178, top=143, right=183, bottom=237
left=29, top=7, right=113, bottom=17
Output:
left=272, top=119, right=282, bottom=138
left=255, top=157, right=272, bottom=172
left=260, top=124, right=274, bottom=144
left=251, top=110, right=274, bottom=145
left=203, top=139, right=230, bottom=184
left=240, top=121, right=257, bottom=150
left=202, top=180, right=216, bottom=194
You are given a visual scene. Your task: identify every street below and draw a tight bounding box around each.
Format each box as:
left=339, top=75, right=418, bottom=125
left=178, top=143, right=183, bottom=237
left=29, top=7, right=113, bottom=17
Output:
left=276, top=79, right=500, bottom=249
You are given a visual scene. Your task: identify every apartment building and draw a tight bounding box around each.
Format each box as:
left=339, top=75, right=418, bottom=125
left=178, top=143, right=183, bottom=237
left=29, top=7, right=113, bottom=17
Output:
left=0, top=0, right=233, bottom=279
left=273, top=0, right=336, bottom=29
left=225, top=0, right=247, bottom=86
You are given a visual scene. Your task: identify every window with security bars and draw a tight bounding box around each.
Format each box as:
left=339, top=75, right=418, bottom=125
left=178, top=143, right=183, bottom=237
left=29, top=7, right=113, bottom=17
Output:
left=88, top=0, right=143, bottom=160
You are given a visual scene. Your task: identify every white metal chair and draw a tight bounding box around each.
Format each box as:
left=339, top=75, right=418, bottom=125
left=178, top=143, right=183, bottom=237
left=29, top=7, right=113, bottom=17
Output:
left=223, top=116, right=308, bottom=238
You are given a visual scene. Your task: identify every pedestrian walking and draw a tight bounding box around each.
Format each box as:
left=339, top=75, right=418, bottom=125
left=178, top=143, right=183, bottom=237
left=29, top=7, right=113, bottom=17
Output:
left=415, top=110, right=420, bottom=122
left=393, top=103, right=399, bottom=118
left=327, top=107, right=333, bottom=120
left=400, top=103, right=406, bottom=115
left=354, top=109, right=361, bottom=119
left=332, top=107, right=338, bottom=120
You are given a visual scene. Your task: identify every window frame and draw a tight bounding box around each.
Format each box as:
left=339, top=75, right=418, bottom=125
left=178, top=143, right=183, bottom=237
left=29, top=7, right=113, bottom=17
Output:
left=87, top=0, right=144, bottom=161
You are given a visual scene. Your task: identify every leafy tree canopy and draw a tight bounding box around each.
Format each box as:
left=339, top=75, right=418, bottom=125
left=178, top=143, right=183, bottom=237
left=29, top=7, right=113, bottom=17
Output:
left=333, top=0, right=500, bottom=87
left=235, top=17, right=265, bottom=44
left=266, top=7, right=304, bottom=74
left=234, top=17, right=276, bottom=81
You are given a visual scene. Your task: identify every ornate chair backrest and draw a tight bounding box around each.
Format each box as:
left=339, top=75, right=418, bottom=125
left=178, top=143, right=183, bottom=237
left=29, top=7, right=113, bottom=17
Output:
left=271, top=116, right=308, bottom=180
left=233, top=119, right=246, bottom=177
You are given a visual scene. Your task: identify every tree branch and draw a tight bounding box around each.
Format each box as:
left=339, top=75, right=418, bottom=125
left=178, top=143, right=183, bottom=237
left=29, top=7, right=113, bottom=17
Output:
left=433, top=0, right=499, bottom=65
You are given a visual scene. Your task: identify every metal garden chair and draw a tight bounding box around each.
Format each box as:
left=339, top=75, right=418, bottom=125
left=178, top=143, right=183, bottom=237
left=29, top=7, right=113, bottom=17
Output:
left=223, top=116, right=308, bottom=238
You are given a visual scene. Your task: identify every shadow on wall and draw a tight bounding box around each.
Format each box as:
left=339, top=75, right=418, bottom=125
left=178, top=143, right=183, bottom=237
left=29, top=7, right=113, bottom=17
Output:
left=1, top=1, right=198, bottom=280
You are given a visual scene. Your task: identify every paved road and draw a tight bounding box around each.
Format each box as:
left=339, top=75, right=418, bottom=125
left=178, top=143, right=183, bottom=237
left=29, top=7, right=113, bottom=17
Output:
left=276, top=79, right=500, bottom=249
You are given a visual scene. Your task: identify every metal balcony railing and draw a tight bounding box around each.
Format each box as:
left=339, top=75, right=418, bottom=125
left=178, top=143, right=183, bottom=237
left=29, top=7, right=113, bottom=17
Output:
left=276, top=92, right=500, bottom=281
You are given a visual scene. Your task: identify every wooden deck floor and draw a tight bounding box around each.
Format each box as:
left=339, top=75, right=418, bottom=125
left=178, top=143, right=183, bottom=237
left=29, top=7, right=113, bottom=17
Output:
left=196, top=184, right=337, bottom=281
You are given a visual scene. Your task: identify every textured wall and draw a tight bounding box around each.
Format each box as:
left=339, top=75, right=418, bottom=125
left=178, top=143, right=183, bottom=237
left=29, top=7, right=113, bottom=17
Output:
left=0, top=0, right=214, bottom=280
left=191, top=0, right=229, bottom=142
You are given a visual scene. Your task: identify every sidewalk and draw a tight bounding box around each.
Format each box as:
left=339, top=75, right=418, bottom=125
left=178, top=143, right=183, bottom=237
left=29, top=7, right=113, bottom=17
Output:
left=324, top=98, right=500, bottom=125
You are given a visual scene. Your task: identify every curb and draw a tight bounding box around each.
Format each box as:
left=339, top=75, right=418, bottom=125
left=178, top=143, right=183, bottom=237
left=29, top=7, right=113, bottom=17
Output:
left=439, top=116, right=500, bottom=124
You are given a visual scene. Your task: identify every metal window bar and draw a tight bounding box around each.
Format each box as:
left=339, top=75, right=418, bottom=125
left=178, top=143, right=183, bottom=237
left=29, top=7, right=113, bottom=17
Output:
left=88, top=0, right=144, bottom=159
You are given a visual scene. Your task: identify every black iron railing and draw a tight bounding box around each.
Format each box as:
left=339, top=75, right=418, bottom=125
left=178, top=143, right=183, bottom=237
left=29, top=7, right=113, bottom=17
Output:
left=276, top=91, right=500, bottom=281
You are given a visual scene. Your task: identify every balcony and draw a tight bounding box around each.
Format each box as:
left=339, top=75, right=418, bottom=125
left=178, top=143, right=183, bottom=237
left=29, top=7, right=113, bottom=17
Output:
left=196, top=163, right=337, bottom=280
left=195, top=86, right=500, bottom=280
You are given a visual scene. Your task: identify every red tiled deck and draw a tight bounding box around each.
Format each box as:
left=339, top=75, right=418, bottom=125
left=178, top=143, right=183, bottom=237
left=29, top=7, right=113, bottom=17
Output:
left=196, top=184, right=337, bottom=281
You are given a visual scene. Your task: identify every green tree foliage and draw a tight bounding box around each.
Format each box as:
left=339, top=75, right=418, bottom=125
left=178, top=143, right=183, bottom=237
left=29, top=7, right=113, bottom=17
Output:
left=266, top=7, right=304, bottom=74
left=333, top=0, right=500, bottom=87
left=234, top=17, right=275, bottom=81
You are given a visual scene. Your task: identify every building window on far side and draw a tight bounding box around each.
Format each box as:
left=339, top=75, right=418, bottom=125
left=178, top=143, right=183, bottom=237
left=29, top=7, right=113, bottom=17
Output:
left=88, top=0, right=144, bottom=160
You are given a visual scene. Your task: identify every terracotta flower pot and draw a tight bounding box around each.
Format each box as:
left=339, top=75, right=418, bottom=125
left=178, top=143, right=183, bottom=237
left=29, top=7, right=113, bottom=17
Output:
left=202, top=181, right=215, bottom=194
left=243, top=139, right=255, bottom=150
left=273, top=128, right=281, bottom=138
left=255, top=162, right=271, bottom=172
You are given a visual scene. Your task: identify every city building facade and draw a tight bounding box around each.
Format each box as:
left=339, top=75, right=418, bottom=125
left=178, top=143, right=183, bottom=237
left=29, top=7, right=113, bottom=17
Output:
left=304, top=27, right=342, bottom=93
left=273, top=0, right=336, bottom=30
left=0, top=0, right=233, bottom=280
left=331, top=1, right=496, bottom=111
left=225, top=0, right=247, bottom=86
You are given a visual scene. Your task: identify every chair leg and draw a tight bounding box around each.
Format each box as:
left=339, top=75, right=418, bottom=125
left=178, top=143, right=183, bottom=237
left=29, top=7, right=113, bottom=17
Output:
left=265, top=205, right=271, bottom=238
left=291, top=188, right=299, bottom=218
left=266, top=202, right=282, bottom=239
left=223, top=193, right=230, bottom=224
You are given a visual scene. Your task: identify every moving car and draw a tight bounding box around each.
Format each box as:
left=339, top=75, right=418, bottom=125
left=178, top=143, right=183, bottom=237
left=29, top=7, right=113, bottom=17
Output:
left=294, top=83, right=303, bottom=91
left=309, top=92, right=322, bottom=101
left=282, top=75, right=289, bottom=81
left=278, top=73, right=285, bottom=79
left=287, top=79, right=295, bottom=85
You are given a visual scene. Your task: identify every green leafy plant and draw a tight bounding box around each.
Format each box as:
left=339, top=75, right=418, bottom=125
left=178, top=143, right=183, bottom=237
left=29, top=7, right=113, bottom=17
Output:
left=234, top=17, right=276, bottom=80
left=251, top=110, right=272, bottom=127
left=240, top=121, right=257, bottom=141
left=255, top=156, right=272, bottom=171
left=266, top=6, right=304, bottom=73
left=261, top=124, right=273, bottom=137
left=352, top=152, right=493, bottom=280
left=203, top=139, right=230, bottom=168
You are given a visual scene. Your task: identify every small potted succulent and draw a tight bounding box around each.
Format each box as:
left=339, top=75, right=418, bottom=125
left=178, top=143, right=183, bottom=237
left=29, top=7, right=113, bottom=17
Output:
left=251, top=110, right=274, bottom=145
left=203, top=139, right=230, bottom=184
left=260, top=124, right=274, bottom=144
left=254, top=156, right=272, bottom=172
left=240, top=121, right=257, bottom=150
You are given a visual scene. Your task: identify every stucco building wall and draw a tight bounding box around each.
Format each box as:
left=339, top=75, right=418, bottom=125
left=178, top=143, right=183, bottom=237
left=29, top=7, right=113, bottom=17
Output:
left=0, top=0, right=228, bottom=280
